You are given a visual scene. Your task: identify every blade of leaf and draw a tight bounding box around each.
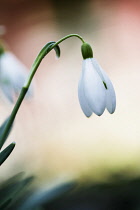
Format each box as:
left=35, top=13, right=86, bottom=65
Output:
left=0, top=198, right=12, bottom=209
left=0, top=173, right=34, bottom=209
left=19, top=181, right=76, bottom=210
left=0, top=142, right=15, bottom=165
left=0, top=116, right=14, bottom=150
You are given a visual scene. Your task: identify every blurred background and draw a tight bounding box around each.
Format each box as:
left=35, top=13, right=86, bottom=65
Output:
left=0, top=0, right=140, bottom=186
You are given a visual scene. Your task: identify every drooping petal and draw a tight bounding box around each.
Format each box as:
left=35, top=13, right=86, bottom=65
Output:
left=78, top=74, right=92, bottom=117
left=82, top=58, right=106, bottom=116
left=91, top=58, right=116, bottom=113
left=101, top=71, right=116, bottom=114
left=105, top=82, right=116, bottom=114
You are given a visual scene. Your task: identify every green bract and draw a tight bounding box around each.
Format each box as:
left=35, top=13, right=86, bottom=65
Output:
left=81, top=42, right=93, bottom=59
left=0, top=45, right=5, bottom=55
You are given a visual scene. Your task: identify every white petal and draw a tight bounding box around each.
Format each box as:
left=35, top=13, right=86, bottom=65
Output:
left=0, top=52, right=27, bottom=82
left=78, top=74, right=92, bottom=117
left=82, top=59, right=106, bottom=116
left=0, top=52, right=33, bottom=102
left=0, top=84, right=14, bottom=103
left=91, top=58, right=116, bottom=113
left=102, top=73, right=116, bottom=114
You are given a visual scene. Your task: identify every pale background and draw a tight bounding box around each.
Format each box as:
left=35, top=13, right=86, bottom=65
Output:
left=0, top=0, right=140, bottom=184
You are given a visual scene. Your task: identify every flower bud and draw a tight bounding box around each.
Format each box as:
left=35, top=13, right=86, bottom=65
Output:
left=81, top=42, right=93, bottom=59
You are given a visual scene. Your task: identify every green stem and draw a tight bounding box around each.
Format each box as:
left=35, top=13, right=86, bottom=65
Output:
left=0, top=87, right=28, bottom=149
left=0, top=34, right=85, bottom=149
left=50, top=34, right=85, bottom=49
left=24, top=34, right=85, bottom=89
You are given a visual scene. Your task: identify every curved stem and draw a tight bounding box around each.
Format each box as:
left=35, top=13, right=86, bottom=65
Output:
left=24, top=34, right=85, bottom=89
left=51, top=34, right=85, bottom=48
left=0, top=34, right=85, bottom=149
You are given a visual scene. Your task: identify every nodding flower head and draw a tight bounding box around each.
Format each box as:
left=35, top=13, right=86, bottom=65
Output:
left=0, top=50, right=33, bottom=103
left=78, top=42, right=116, bottom=117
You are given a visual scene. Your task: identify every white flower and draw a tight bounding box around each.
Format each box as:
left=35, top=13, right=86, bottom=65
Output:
left=0, top=51, right=32, bottom=103
left=78, top=58, right=116, bottom=117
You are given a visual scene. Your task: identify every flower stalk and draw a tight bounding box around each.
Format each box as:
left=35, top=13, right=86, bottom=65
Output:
left=0, top=33, right=116, bottom=149
left=0, top=34, right=85, bottom=149
left=24, top=34, right=85, bottom=89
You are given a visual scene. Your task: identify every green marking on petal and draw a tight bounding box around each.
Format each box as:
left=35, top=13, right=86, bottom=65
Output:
left=103, top=81, right=107, bottom=89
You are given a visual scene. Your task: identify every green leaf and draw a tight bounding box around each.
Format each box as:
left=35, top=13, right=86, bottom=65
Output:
left=0, top=173, right=34, bottom=209
left=0, top=198, right=12, bottom=209
left=0, top=116, right=14, bottom=150
left=0, top=142, right=15, bottom=165
left=19, top=181, right=76, bottom=209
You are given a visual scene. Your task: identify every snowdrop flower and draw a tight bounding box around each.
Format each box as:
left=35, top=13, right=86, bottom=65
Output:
left=78, top=42, right=116, bottom=117
left=0, top=49, right=32, bottom=103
